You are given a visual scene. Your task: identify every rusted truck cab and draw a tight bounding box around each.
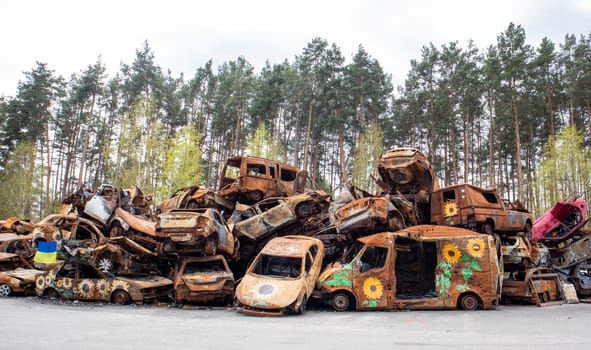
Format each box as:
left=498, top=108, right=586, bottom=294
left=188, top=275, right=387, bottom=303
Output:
left=315, top=225, right=500, bottom=311
left=430, top=184, right=533, bottom=235
left=218, top=156, right=307, bottom=204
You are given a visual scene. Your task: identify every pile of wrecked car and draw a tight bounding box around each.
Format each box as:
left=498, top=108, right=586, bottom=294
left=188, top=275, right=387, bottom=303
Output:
left=0, top=150, right=589, bottom=316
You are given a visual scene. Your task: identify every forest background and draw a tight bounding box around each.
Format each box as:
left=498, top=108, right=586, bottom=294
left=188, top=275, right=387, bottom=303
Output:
left=0, top=23, right=590, bottom=221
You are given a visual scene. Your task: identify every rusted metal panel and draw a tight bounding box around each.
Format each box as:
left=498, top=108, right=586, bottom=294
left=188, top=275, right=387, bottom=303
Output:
left=218, top=156, right=306, bottom=204
left=316, top=225, right=499, bottom=311
left=502, top=267, right=563, bottom=306
left=235, top=236, right=324, bottom=316
left=334, top=196, right=405, bottom=234
left=174, top=255, right=234, bottom=304
left=431, top=183, right=533, bottom=234
left=377, top=148, right=438, bottom=199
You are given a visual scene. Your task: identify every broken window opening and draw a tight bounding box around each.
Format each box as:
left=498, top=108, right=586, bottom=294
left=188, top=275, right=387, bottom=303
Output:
left=246, top=164, right=266, bottom=177
left=359, top=246, right=388, bottom=272
left=253, top=254, right=302, bottom=278
left=481, top=191, right=498, bottom=204
left=395, top=239, right=437, bottom=299
left=280, top=168, right=297, bottom=181
left=443, top=190, right=456, bottom=202
left=184, top=260, right=226, bottom=274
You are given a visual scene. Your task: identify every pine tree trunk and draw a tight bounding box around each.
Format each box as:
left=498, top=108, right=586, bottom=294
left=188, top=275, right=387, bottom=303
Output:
left=303, top=100, right=313, bottom=171
left=511, top=85, right=523, bottom=200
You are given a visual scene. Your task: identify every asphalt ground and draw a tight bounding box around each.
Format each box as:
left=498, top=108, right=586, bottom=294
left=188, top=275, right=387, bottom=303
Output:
left=1, top=297, right=589, bottom=350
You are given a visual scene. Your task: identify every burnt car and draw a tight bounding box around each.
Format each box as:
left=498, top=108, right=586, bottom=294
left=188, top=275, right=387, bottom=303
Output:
left=430, top=183, right=533, bottom=235
left=156, top=208, right=237, bottom=257
left=550, top=232, right=591, bottom=270
left=32, top=214, right=108, bottom=250
left=502, top=267, right=563, bottom=305
left=531, top=195, right=588, bottom=245
left=0, top=233, right=35, bottom=270
left=0, top=268, right=44, bottom=296
left=156, top=185, right=235, bottom=215
left=218, top=156, right=308, bottom=204
left=235, top=236, right=324, bottom=316
left=376, top=148, right=439, bottom=223
left=333, top=195, right=407, bottom=235
left=36, top=261, right=173, bottom=304
left=173, top=255, right=234, bottom=304
left=229, top=192, right=328, bottom=262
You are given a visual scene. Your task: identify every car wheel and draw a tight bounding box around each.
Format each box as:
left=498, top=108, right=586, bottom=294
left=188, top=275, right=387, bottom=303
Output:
left=109, top=222, right=124, bottom=238
left=45, top=288, right=59, bottom=300
left=458, top=293, right=479, bottom=311
left=0, top=283, right=12, bottom=297
left=112, top=290, right=131, bottom=305
left=296, top=202, right=312, bottom=218
left=481, top=222, right=494, bottom=235
left=246, top=190, right=263, bottom=203
left=332, top=292, right=351, bottom=312
left=299, top=296, right=308, bottom=315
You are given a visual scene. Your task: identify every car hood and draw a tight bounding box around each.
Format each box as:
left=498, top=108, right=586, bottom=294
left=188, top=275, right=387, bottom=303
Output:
left=236, top=274, right=304, bottom=309
left=115, top=275, right=173, bottom=288
left=0, top=268, right=43, bottom=282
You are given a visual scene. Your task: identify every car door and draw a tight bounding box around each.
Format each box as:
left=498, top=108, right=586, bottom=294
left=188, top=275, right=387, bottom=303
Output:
left=352, top=245, right=391, bottom=309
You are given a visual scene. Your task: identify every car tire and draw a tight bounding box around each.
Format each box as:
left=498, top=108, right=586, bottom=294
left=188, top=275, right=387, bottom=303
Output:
left=0, top=283, right=12, bottom=297
left=481, top=222, right=494, bottom=235
left=45, top=288, right=59, bottom=300
left=332, top=292, right=351, bottom=312
left=109, top=222, right=124, bottom=238
left=112, top=290, right=131, bottom=305
left=296, top=202, right=312, bottom=218
left=299, top=296, right=307, bottom=315
left=458, top=293, right=479, bottom=311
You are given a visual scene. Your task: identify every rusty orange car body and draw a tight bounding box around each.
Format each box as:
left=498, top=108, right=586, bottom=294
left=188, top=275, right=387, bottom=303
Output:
left=315, top=225, right=500, bottom=311
left=219, top=156, right=307, bottom=204
left=333, top=196, right=406, bottom=234
left=173, top=255, right=234, bottom=304
left=156, top=185, right=234, bottom=214
left=235, top=235, right=324, bottom=316
left=431, top=184, right=534, bottom=235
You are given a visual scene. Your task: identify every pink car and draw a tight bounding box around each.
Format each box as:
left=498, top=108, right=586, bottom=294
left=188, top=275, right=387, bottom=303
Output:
left=531, top=196, right=587, bottom=243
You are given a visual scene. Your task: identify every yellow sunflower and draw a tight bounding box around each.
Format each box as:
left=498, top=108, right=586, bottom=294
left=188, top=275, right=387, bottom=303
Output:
left=362, top=277, right=384, bottom=300
left=111, top=279, right=130, bottom=292
left=62, top=278, right=73, bottom=290
left=36, top=275, right=46, bottom=290
left=45, top=275, right=53, bottom=286
left=443, top=201, right=459, bottom=217
left=78, top=280, right=95, bottom=299
left=442, top=242, right=461, bottom=264
left=466, top=238, right=486, bottom=258
left=55, top=279, right=63, bottom=289
left=97, top=279, right=110, bottom=297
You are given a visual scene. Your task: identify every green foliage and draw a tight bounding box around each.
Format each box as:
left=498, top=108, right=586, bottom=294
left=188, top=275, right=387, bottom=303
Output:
left=0, top=142, right=37, bottom=219
left=535, top=126, right=591, bottom=215
left=351, top=121, right=383, bottom=193
left=157, top=125, right=202, bottom=202
left=244, top=121, right=284, bottom=161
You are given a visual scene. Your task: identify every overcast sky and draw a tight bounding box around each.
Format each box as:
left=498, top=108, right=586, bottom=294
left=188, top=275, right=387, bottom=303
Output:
left=1, top=0, right=590, bottom=97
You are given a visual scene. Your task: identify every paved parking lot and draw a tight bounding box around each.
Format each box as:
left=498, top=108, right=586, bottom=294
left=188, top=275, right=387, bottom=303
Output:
left=2, top=297, right=590, bottom=349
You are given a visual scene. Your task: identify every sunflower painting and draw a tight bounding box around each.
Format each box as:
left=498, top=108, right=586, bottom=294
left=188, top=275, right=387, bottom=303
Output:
left=362, top=277, right=384, bottom=308
left=97, top=279, right=109, bottom=297
left=78, top=280, right=96, bottom=299
left=442, top=243, right=461, bottom=264
left=443, top=201, right=459, bottom=217
left=466, top=238, right=486, bottom=259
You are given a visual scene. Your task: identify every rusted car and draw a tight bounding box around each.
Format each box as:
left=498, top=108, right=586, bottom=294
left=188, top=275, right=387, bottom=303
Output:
left=502, top=267, right=562, bottom=305
left=430, top=183, right=533, bottom=235
left=229, top=192, right=328, bottom=262
left=314, top=225, right=500, bottom=311
left=235, top=236, right=324, bottom=316
left=0, top=268, right=43, bottom=296
left=531, top=195, right=587, bottom=245
left=0, top=233, right=35, bottom=270
left=1, top=217, right=36, bottom=235
left=550, top=232, right=591, bottom=270
left=333, top=195, right=407, bottom=235
left=376, top=148, right=438, bottom=223
left=36, top=261, right=173, bottom=304
left=156, top=185, right=235, bottom=215
left=156, top=208, right=237, bottom=257
left=173, top=255, right=234, bottom=304
left=218, top=156, right=308, bottom=204
left=32, top=214, right=108, bottom=250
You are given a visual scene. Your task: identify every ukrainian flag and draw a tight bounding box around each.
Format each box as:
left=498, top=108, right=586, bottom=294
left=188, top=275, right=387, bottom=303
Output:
left=34, top=241, right=57, bottom=264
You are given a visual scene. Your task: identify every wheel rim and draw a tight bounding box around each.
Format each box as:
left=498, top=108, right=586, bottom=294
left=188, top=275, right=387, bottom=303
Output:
left=333, top=293, right=350, bottom=311
left=0, top=284, right=12, bottom=297
left=113, top=290, right=130, bottom=305
left=460, top=295, right=478, bottom=311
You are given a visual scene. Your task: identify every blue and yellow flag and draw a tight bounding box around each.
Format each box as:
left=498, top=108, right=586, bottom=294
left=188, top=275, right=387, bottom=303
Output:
left=34, top=241, right=57, bottom=264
